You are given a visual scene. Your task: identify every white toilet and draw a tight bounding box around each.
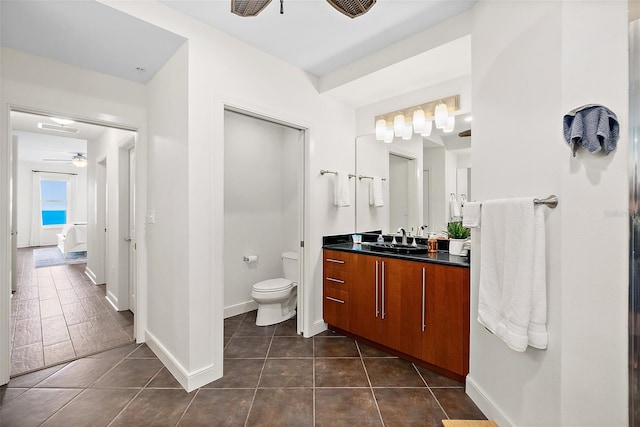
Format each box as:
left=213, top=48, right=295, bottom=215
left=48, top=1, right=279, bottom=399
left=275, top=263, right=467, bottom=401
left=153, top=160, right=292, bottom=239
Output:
left=251, top=251, right=298, bottom=326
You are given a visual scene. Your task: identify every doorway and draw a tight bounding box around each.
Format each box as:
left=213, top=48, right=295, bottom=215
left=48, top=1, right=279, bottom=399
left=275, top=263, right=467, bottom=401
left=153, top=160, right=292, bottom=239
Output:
left=7, top=109, right=138, bottom=376
left=388, top=153, right=417, bottom=232
left=222, top=109, right=306, bottom=335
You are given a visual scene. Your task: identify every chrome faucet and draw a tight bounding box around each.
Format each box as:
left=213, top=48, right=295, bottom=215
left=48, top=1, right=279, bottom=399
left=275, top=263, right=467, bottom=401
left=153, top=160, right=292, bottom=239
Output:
left=419, top=225, right=428, bottom=236
left=397, top=227, right=408, bottom=246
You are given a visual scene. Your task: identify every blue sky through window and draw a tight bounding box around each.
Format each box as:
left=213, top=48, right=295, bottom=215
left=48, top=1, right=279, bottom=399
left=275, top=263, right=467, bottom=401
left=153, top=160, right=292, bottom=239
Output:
left=41, top=180, right=67, bottom=226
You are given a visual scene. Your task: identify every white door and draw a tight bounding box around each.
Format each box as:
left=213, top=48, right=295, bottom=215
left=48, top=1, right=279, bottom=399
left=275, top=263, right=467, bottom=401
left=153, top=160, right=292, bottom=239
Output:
left=128, top=148, right=136, bottom=313
left=10, top=136, right=18, bottom=293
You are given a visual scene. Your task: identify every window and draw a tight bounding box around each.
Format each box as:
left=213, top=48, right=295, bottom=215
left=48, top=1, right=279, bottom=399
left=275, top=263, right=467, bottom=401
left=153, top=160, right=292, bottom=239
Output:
left=40, top=180, right=67, bottom=226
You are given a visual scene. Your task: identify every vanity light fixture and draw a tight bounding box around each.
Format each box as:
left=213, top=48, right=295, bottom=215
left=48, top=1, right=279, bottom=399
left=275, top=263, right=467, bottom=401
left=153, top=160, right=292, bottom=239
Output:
left=393, top=114, right=405, bottom=137
left=443, top=116, right=456, bottom=133
left=402, top=124, right=413, bottom=140
left=383, top=128, right=394, bottom=143
left=374, top=95, right=459, bottom=142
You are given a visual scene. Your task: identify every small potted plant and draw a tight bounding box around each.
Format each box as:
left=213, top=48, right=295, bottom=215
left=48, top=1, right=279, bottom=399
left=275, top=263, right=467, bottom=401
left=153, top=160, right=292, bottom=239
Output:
left=447, top=221, right=470, bottom=256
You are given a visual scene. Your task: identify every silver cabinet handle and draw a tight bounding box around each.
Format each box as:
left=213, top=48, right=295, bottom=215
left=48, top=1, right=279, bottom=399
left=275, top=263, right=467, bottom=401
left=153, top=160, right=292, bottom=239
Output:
left=326, top=258, right=345, bottom=264
left=421, top=267, right=426, bottom=332
left=375, top=260, right=379, bottom=317
left=326, top=277, right=344, bottom=284
left=124, top=237, right=132, bottom=242
left=325, top=296, right=345, bottom=304
left=381, top=261, right=386, bottom=319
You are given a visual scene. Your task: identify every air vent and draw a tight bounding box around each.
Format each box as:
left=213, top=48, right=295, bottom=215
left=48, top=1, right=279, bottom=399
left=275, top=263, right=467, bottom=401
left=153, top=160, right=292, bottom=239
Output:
left=37, top=122, right=80, bottom=134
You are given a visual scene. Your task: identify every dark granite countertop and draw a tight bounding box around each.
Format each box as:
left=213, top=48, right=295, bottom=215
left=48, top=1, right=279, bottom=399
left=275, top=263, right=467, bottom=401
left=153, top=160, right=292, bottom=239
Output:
left=323, top=233, right=470, bottom=268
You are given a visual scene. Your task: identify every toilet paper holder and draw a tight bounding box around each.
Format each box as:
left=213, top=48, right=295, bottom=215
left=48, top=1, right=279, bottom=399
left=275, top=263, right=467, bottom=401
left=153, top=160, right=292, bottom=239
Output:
left=243, top=255, right=258, bottom=263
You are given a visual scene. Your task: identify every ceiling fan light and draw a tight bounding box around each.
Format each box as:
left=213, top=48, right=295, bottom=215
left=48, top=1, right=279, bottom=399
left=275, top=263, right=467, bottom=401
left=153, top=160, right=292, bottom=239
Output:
left=375, top=118, right=386, bottom=141
left=393, top=114, right=405, bottom=137
left=326, top=0, right=376, bottom=18
left=443, top=116, right=455, bottom=133
left=412, top=108, right=426, bottom=134
left=420, top=120, right=433, bottom=137
left=72, top=155, right=87, bottom=168
left=231, top=0, right=272, bottom=17
left=434, top=101, right=449, bottom=129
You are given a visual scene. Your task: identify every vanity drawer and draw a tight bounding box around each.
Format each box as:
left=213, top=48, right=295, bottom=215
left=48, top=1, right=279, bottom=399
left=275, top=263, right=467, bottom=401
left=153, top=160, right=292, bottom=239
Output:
left=324, top=269, right=349, bottom=291
left=323, top=287, right=349, bottom=330
left=323, top=249, right=350, bottom=272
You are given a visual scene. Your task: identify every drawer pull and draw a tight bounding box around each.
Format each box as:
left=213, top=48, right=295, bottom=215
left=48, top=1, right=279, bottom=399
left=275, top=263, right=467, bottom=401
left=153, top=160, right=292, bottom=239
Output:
left=326, top=258, right=345, bottom=264
left=326, top=277, right=345, bottom=284
left=325, top=296, right=345, bottom=304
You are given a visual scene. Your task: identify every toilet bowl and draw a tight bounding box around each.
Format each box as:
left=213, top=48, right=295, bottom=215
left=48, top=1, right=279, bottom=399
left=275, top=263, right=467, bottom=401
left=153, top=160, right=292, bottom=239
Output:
left=251, top=251, right=298, bottom=326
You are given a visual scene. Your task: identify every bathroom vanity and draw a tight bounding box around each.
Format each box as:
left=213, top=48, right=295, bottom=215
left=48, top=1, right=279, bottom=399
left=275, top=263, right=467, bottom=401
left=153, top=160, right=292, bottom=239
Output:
left=322, top=237, right=470, bottom=381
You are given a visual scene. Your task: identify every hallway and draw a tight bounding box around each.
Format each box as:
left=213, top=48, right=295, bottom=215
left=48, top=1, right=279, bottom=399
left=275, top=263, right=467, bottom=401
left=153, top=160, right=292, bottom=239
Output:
left=10, top=247, right=134, bottom=376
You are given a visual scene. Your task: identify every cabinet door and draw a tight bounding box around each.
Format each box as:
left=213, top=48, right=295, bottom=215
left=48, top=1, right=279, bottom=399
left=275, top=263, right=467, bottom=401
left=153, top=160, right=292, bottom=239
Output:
left=380, top=259, right=423, bottom=359
left=422, top=264, right=470, bottom=376
left=349, top=254, right=381, bottom=343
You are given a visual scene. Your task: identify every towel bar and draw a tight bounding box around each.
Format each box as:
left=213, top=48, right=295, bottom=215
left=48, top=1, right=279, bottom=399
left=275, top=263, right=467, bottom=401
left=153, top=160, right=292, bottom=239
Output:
left=533, top=195, right=558, bottom=208
left=358, top=175, right=387, bottom=181
left=320, top=169, right=355, bottom=179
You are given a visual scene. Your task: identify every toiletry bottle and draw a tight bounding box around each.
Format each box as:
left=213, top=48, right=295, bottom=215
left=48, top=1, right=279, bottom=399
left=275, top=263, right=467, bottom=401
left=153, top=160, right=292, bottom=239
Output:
left=428, top=235, right=437, bottom=253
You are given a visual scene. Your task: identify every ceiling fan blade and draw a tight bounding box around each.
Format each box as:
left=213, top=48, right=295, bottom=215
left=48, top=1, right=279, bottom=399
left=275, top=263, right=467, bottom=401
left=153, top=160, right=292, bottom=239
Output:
left=458, top=129, right=471, bottom=137
left=326, top=0, right=376, bottom=18
left=231, top=0, right=272, bottom=17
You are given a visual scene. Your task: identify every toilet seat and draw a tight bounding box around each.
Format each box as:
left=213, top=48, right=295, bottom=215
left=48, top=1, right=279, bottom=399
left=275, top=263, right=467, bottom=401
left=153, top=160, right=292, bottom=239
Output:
left=253, top=278, right=293, bottom=293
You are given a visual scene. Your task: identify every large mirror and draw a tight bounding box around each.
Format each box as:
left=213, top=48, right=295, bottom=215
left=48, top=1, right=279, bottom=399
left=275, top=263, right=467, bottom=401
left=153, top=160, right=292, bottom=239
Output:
left=355, top=112, right=472, bottom=235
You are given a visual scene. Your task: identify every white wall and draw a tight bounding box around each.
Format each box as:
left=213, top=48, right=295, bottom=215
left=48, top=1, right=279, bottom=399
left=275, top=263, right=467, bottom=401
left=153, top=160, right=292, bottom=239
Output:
left=467, top=2, right=628, bottom=426
left=86, top=127, right=135, bottom=311
left=16, top=159, right=87, bottom=248
left=223, top=110, right=301, bottom=317
left=423, top=146, right=446, bottom=232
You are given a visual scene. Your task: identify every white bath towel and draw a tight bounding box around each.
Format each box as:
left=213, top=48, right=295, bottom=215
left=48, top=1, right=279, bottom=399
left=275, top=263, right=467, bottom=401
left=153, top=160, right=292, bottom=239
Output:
left=369, top=177, right=384, bottom=207
left=333, top=171, right=351, bottom=207
left=477, top=197, right=547, bottom=352
left=462, top=202, right=481, bottom=228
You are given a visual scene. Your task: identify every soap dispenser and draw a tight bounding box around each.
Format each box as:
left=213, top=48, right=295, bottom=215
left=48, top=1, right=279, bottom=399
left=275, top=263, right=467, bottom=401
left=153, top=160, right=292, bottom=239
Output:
left=377, top=234, right=384, bottom=244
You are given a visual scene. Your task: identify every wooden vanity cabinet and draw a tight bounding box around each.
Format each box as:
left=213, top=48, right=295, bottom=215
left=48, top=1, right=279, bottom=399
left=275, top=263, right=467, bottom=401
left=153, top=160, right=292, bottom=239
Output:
left=322, top=250, right=351, bottom=331
left=322, top=248, right=470, bottom=379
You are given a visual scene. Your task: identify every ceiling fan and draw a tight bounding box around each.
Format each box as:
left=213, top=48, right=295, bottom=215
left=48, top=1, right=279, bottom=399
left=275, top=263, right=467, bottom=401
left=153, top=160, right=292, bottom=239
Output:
left=43, top=152, right=88, bottom=168
left=231, top=0, right=376, bottom=18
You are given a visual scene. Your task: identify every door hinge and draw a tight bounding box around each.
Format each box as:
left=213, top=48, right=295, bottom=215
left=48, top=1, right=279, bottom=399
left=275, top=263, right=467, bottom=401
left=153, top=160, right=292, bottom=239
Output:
left=300, top=241, right=304, bottom=248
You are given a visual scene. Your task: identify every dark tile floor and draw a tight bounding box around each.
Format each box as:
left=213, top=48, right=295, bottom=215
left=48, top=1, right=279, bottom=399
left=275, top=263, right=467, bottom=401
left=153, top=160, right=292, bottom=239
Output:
left=10, top=247, right=134, bottom=376
left=0, top=311, right=486, bottom=426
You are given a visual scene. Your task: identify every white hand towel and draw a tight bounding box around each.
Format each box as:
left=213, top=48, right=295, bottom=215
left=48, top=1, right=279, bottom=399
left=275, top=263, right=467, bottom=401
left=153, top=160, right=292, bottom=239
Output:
left=462, top=202, right=481, bottom=228
left=477, top=197, right=547, bottom=352
left=450, top=197, right=461, bottom=219
left=369, top=177, right=384, bottom=207
left=333, top=171, right=351, bottom=207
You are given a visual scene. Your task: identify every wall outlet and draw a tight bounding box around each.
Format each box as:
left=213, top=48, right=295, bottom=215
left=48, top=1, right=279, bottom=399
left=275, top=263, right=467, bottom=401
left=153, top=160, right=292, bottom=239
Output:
left=146, top=210, right=156, bottom=224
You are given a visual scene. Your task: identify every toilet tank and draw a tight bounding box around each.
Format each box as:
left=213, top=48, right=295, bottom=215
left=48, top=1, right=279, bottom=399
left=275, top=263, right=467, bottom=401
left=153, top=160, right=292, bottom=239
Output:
left=282, top=251, right=299, bottom=283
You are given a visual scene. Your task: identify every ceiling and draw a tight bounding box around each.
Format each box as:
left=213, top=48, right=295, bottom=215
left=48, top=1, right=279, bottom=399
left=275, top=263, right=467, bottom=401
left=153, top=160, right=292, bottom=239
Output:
left=160, top=0, right=476, bottom=78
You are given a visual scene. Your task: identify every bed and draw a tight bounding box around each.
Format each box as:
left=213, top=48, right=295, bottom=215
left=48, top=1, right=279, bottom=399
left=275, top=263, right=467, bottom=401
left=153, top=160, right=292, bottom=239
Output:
left=57, top=223, right=87, bottom=255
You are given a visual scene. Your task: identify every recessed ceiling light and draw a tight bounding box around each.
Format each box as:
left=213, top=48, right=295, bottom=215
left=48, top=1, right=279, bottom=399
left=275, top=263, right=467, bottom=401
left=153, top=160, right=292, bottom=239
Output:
left=50, top=117, right=74, bottom=126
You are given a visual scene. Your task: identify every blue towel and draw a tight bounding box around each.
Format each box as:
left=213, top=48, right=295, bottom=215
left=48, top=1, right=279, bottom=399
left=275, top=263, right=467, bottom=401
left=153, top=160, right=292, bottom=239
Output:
left=563, top=104, right=619, bottom=157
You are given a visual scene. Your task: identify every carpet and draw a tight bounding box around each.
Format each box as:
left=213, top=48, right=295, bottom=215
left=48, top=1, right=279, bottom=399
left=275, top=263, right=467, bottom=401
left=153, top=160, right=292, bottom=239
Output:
left=33, top=247, right=87, bottom=268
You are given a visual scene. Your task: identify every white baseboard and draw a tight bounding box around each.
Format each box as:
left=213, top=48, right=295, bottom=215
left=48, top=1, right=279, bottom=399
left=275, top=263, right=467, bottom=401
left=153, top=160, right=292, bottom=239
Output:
left=84, top=267, right=98, bottom=284
left=466, top=374, right=514, bottom=427
left=105, top=291, right=120, bottom=311
left=224, top=300, right=258, bottom=319
left=305, top=319, right=328, bottom=338
left=145, top=329, right=222, bottom=392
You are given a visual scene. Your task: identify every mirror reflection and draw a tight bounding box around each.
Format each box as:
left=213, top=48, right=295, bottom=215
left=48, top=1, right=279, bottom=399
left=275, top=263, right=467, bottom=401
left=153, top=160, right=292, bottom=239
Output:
left=356, top=113, right=471, bottom=236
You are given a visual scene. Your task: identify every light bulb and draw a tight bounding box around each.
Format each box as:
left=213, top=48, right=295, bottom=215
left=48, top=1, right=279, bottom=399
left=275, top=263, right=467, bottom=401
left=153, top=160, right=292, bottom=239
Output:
left=412, top=108, right=426, bottom=134
left=393, top=114, right=405, bottom=137
left=375, top=119, right=386, bottom=141
left=434, top=102, right=448, bottom=129
left=384, top=128, right=394, bottom=143
left=421, top=120, right=433, bottom=137
left=443, top=116, right=455, bottom=133
left=402, top=124, right=413, bottom=140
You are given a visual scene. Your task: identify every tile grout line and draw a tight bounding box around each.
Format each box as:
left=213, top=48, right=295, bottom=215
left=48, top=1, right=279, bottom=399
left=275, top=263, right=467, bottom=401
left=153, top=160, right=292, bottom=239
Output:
left=312, top=334, right=316, bottom=426
left=412, top=363, right=450, bottom=419
left=174, top=388, right=201, bottom=426
left=355, top=341, right=386, bottom=427
left=243, top=317, right=275, bottom=427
